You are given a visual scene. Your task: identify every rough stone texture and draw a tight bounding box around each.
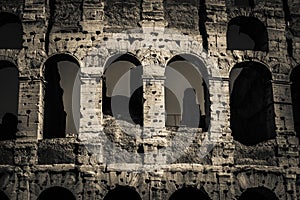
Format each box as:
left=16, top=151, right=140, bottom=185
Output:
left=0, top=0, right=299, bottom=200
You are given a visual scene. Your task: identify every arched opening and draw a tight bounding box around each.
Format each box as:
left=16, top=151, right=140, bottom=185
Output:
left=227, top=16, right=268, bottom=51
left=0, top=12, right=23, bottom=49
left=104, top=185, right=142, bottom=200
left=165, top=55, right=210, bottom=130
left=230, top=61, right=276, bottom=145
left=0, top=190, right=9, bottom=200
left=0, top=60, right=19, bottom=140
left=291, top=65, right=300, bottom=138
left=169, top=187, right=211, bottom=200
left=102, top=54, right=143, bottom=126
left=37, top=187, right=76, bottom=200
left=43, top=54, right=80, bottom=138
left=238, top=187, right=279, bottom=200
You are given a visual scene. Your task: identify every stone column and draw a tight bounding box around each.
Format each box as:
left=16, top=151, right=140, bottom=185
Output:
left=210, top=78, right=234, bottom=166
left=17, top=77, right=42, bottom=139
left=272, top=80, right=299, bottom=168
left=143, top=75, right=166, bottom=138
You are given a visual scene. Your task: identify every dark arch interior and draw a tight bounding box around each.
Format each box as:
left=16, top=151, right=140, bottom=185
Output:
left=0, top=12, right=23, bottom=49
left=0, top=190, right=9, bottom=200
left=102, top=54, right=143, bottom=126
left=165, top=55, right=210, bottom=130
left=291, top=65, right=300, bottom=138
left=37, top=187, right=76, bottom=200
left=169, top=187, right=211, bottom=200
left=239, top=187, right=279, bottom=200
left=104, top=186, right=142, bottom=200
left=43, top=54, right=80, bottom=138
left=0, top=61, right=19, bottom=141
left=227, top=16, right=268, bottom=51
left=230, top=61, right=276, bottom=145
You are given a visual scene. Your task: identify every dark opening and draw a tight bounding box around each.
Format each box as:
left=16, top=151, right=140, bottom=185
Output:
left=234, top=0, right=254, bottom=7
left=227, top=16, right=268, bottom=51
left=165, top=55, right=210, bottom=130
left=37, top=187, right=76, bottom=200
left=239, top=187, right=279, bottom=200
left=291, top=66, right=300, bottom=138
left=43, top=54, right=80, bottom=138
left=0, top=12, right=23, bottom=49
left=103, top=54, right=143, bottom=126
left=230, top=61, right=276, bottom=145
left=169, top=187, right=211, bottom=200
left=104, top=185, right=142, bottom=200
left=0, top=190, right=9, bottom=200
left=199, top=0, right=208, bottom=51
left=0, top=61, right=19, bottom=140
left=129, top=86, right=144, bottom=126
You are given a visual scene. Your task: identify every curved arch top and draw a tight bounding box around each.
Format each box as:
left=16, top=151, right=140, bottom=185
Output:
left=238, top=187, right=279, bottom=200
left=0, top=12, right=23, bottom=49
left=37, top=186, right=76, bottom=200
left=227, top=16, right=269, bottom=51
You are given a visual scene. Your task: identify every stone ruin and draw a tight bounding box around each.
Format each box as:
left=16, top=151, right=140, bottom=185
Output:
left=0, top=0, right=299, bottom=199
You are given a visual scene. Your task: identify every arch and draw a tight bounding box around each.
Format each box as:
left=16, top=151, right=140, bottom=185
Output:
left=0, top=60, right=19, bottom=140
left=165, top=55, right=210, bottom=130
left=227, top=16, right=268, bottom=51
left=230, top=61, right=276, bottom=145
left=37, top=186, right=76, bottom=200
left=102, top=53, right=143, bottom=126
left=43, top=54, right=80, bottom=138
left=169, top=187, right=211, bottom=200
left=291, top=65, right=300, bottom=138
left=238, top=187, right=279, bottom=200
left=104, top=185, right=142, bottom=200
left=0, top=12, right=23, bottom=49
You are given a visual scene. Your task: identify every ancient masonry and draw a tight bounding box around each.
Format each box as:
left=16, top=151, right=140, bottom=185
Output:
left=0, top=0, right=300, bottom=199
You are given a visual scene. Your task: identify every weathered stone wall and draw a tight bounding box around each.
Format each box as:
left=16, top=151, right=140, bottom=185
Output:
left=0, top=0, right=299, bottom=199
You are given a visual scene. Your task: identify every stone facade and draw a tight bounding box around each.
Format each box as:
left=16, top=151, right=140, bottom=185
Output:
left=0, top=0, right=299, bottom=199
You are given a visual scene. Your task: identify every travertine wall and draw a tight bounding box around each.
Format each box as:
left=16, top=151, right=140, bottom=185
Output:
left=0, top=0, right=299, bottom=199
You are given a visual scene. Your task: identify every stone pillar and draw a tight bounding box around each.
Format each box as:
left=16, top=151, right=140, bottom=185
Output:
left=218, top=172, right=233, bottom=200
left=143, top=75, right=166, bottom=138
left=17, top=77, right=42, bottom=139
left=210, top=78, right=234, bottom=166
left=272, top=81, right=299, bottom=168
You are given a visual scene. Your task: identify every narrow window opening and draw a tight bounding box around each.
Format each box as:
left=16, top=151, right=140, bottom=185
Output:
left=43, top=55, right=80, bottom=138
left=230, top=61, right=276, bottom=145
left=0, top=61, right=19, bottom=140
left=291, top=66, right=300, bottom=138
